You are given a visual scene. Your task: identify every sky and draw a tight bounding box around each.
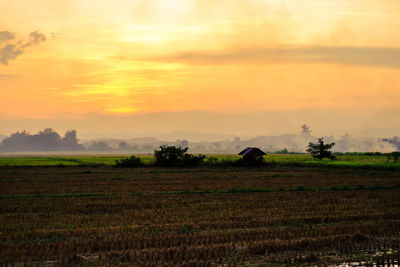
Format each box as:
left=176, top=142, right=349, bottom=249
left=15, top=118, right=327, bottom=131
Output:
left=1, top=0, right=400, bottom=138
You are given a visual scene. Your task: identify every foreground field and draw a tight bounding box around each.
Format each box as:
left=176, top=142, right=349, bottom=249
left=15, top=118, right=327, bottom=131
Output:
left=1, top=164, right=400, bottom=266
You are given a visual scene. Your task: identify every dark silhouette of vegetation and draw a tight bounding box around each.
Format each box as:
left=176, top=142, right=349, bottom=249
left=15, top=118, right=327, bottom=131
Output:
left=386, top=152, right=400, bottom=164
left=0, top=128, right=84, bottom=151
left=306, top=138, right=336, bottom=160
left=114, top=155, right=143, bottom=168
left=154, top=145, right=206, bottom=167
left=60, top=130, right=84, bottom=150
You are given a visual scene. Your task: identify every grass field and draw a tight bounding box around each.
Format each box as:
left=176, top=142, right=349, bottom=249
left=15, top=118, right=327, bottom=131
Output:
left=1, top=162, right=400, bottom=266
left=0, top=153, right=399, bottom=167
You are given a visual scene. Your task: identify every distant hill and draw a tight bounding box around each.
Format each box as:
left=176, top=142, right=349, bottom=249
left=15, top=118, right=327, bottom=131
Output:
left=149, top=131, right=235, bottom=142
left=126, top=137, right=160, bottom=144
left=240, top=134, right=309, bottom=152
left=0, top=135, right=7, bottom=142
left=1, top=129, right=397, bottom=153
left=82, top=137, right=161, bottom=149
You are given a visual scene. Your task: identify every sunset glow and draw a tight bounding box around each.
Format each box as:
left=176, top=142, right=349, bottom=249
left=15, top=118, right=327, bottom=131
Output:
left=1, top=0, right=400, bottom=122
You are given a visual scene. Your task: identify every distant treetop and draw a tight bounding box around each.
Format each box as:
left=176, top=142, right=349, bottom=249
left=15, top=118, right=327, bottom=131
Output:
left=0, top=128, right=84, bottom=152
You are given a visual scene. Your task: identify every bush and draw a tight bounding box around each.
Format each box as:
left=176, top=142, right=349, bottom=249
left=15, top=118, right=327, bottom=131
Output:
left=204, top=156, right=218, bottom=165
left=154, top=145, right=206, bottom=167
left=114, top=155, right=144, bottom=168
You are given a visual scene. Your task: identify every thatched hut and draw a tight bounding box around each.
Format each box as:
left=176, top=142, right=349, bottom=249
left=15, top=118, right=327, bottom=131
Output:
left=238, top=147, right=267, bottom=162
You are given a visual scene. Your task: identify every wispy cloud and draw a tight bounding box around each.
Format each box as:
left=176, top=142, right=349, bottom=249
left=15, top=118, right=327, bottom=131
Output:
left=156, top=46, right=400, bottom=69
left=0, top=31, right=15, bottom=43
left=0, top=44, right=23, bottom=65
left=0, top=30, right=46, bottom=65
left=21, top=31, right=47, bottom=48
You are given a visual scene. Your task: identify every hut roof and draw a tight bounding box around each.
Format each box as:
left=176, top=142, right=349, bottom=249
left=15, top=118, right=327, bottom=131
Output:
left=238, top=147, right=267, bottom=157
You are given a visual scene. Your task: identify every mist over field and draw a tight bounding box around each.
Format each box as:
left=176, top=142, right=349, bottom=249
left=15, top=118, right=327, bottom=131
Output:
left=1, top=109, right=399, bottom=153
left=2, top=109, right=400, bottom=137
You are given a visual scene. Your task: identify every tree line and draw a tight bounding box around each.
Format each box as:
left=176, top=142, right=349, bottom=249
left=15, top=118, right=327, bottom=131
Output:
left=0, top=128, right=84, bottom=151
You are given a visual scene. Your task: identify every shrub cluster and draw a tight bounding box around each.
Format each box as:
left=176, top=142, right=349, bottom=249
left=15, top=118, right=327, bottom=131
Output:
left=154, top=145, right=206, bottom=167
left=114, top=155, right=144, bottom=168
left=114, top=146, right=206, bottom=168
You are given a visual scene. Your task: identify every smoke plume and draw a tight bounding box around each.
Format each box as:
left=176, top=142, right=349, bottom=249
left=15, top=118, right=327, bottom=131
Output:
left=382, top=136, right=400, bottom=151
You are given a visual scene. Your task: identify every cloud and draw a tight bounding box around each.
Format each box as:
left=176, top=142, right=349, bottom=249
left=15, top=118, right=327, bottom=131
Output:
left=0, top=31, right=15, bottom=43
left=156, top=46, right=400, bottom=69
left=0, top=30, right=46, bottom=65
left=21, top=31, right=47, bottom=48
left=0, top=44, right=24, bottom=65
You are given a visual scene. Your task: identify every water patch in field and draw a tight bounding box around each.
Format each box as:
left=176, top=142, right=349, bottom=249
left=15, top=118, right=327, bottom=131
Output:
left=335, top=249, right=399, bottom=267
left=336, top=262, right=399, bottom=266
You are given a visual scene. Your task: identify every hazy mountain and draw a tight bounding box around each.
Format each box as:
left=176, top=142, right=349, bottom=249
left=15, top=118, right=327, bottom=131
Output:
left=2, top=109, right=400, bottom=141
left=82, top=137, right=161, bottom=149
left=240, top=134, right=308, bottom=152
left=0, top=128, right=397, bottom=153
left=146, top=131, right=236, bottom=142
left=126, top=137, right=160, bottom=144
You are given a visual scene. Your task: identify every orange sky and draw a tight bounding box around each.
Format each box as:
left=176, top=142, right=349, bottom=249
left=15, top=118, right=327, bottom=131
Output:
left=1, top=0, right=400, bottom=126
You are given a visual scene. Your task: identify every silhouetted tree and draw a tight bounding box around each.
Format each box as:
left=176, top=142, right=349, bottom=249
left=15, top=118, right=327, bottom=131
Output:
left=0, top=129, right=85, bottom=151
left=306, top=138, right=336, bottom=160
left=32, top=128, right=61, bottom=151
left=1, top=131, right=31, bottom=151
left=61, top=130, right=84, bottom=150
